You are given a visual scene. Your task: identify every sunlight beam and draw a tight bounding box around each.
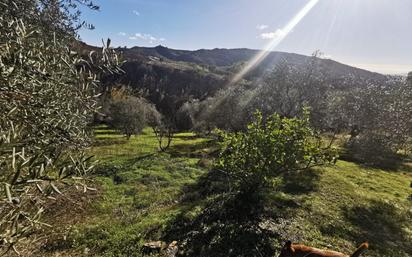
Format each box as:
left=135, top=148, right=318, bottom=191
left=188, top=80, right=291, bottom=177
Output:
left=230, top=0, right=320, bottom=85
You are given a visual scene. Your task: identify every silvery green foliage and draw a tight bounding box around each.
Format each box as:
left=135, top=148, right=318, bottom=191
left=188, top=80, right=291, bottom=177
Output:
left=0, top=0, right=119, bottom=253
left=107, top=96, right=158, bottom=139
left=349, top=78, right=412, bottom=162
left=325, top=74, right=412, bottom=166
left=101, top=86, right=160, bottom=139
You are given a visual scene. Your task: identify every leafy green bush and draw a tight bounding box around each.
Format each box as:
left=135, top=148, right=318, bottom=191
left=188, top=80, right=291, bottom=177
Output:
left=216, top=110, right=337, bottom=194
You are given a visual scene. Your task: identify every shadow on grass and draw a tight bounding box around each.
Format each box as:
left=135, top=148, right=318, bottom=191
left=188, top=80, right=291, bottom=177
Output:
left=339, top=147, right=406, bottom=171
left=162, top=167, right=323, bottom=257
left=168, top=139, right=219, bottom=158
left=163, top=191, right=277, bottom=257
left=122, top=153, right=157, bottom=168
left=92, top=138, right=128, bottom=147
left=173, top=134, right=202, bottom=140
left=179, top=169, right=231, bottom=203
left=92, top=153, right=156, bottom=178
left=179, top=168, right=321, bottom=206
left=94, top=130, right=119, bottom=135
left=321, top=200, right=412, bottom=256
left=281, top=169, right=321, bottom=195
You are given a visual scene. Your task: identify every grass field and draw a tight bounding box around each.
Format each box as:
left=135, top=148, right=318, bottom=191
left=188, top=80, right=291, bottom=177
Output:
left=32, top=126, right=412, bottom=257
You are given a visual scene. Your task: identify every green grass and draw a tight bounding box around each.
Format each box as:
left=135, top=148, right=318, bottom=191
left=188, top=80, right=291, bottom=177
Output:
left=65, top=127, right=213, bottom=257
left=40, top=126, right=412, bottom=257
left=274, top=161, right=412, bottom=256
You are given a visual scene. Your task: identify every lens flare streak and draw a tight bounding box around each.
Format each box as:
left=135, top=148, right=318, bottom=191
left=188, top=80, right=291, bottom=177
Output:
left=230, top=0, right=320, bottom=85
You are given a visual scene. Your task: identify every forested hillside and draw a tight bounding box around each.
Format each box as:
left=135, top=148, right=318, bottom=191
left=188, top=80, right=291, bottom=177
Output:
left=116, top=44, right=387, bottom=81
left=79, top=42, right=393, bottom=129
left=80, top=42, right=389, bottom=98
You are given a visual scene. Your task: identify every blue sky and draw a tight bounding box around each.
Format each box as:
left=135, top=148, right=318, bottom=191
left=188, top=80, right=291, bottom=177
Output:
left=79, top=0, right=412, bottom=74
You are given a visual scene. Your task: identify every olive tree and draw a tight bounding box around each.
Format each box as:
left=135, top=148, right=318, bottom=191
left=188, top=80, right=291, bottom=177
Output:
left=0, top=0, right=119, bottom=253
left=152, top=123, right=175, bottom=152
left=328, top=77, right=412, bottom=167
left=108, top=96, right=147, bottom=139
left=140, top=100, right=175, bottom=152
left=202, top=86, right=253, bottom=131
left=246, top=53, right=329, bottom=129
left=104, top=87, right=161, bottom=139
left=185, top=85, right=255, bottom=133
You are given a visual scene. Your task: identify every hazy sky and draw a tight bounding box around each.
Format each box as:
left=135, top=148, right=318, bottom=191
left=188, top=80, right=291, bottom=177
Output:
left=79, top=0, right=412, bottom=74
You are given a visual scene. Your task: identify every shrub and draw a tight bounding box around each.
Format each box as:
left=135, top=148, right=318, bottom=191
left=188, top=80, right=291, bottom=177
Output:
left=216, top=110, right=337, bottom=195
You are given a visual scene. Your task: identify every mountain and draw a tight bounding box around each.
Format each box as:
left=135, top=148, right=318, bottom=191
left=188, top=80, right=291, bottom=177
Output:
left=78, top=42, right=389, bottom=92
left=117, top=45, right=388, bottom=82
left=77, top=42, right=389, bottom=115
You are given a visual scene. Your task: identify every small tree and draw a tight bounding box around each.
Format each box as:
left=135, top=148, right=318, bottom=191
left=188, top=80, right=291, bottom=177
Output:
left=216, top=110, right=337, bottom=195
left=152, top=124, right=175, bottom=152
left=108, top=96, right=148, bottom=139
left=145, top=102, right=175, bottom=152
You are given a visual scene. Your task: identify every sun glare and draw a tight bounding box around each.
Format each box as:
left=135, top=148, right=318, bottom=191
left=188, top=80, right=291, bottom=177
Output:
left=229, top=0, right=320, bottom=85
